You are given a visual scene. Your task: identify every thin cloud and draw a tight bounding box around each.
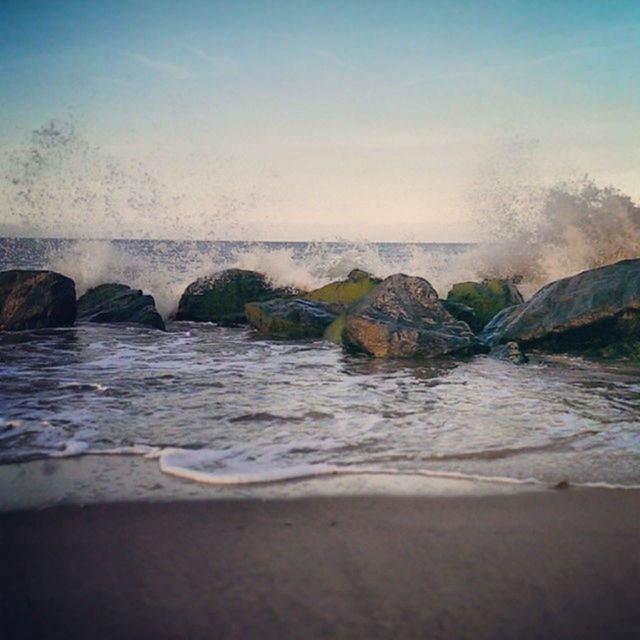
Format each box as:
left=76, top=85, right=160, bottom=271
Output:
left=188, top=47, right=241, bottom=76
left=313, top=49, right=348, bottom=68
left=129, top=53, right=193, bottom=79
left=530, top=41, right=640, bottom=66
left=406, top=40, right=640, bottom=88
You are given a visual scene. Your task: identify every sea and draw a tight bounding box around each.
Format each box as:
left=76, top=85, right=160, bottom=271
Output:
left=1, top=237, right=639, bottom=499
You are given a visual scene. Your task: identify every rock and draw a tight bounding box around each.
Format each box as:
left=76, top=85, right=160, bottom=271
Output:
left=480, top=259, right=640, bottom=358
left=324, top=313, right=347, bottom=344
left=446, top=279, right=524, bottom=331
left=339, top=273, right=488, bottom=358
left=441, top=300, right=481, bottom=333
left=245, top=298, right=338, bottom=338
left=0, top=270, right=76, bottom=331
left=489, top=341, right=528, bottom=365
left=77, top=283, right=165, bottom=330
left=176, top=269, right=292, bottom=325
left=304, top=269, right=381, bottom=311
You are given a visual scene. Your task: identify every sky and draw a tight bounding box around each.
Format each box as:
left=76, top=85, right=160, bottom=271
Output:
left=1, top=0, right=639, bottom=241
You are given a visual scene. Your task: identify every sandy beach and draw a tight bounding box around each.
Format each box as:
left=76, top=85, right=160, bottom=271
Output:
left=2, top=488, right=639, bottom=639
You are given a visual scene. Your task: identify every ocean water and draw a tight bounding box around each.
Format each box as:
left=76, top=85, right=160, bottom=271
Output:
left=0, top=238, right=639, bottom=489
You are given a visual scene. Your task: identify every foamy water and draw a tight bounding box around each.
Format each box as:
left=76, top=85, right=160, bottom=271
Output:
left=0, top=310, right=639, bottom=488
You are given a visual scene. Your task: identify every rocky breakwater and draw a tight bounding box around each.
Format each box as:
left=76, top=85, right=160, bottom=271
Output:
left=0, top=270, right=76, bottom=331
left=245, top=269, right=380, bottom=339
left=329, top=273, right=488, bottom=359
left=77, top=283, right=165, bottom=330
left=480, top=258, right=640, bottom=359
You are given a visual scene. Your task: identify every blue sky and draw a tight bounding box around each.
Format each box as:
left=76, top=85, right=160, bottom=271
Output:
left=1, top=1, right=639, bottom=239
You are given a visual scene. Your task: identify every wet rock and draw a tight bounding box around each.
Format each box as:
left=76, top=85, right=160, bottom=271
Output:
left=304, top=269, right=381, bottom=311
left=77, top=283, right=165, bottom=330
left=480, top=259, right=640, bottom=359
left=441, top=300, right=481, bottom=333
left=324, top=313, right=348, bottom=344
left=489, top=341, right=528, bottom=365
left=446, top=279, right=524, bottom=331
left=245, top=298, right=338, bottom=339
left=176, top=269, right=292, bottom=325
left=339, top=273, right=488, bottom=358
left=0, top=270, right=76, bottom=331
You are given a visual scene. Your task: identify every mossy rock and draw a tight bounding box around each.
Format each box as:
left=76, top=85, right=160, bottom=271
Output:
left=441, top=300, right=481, bottom=333
left=246, top=298, right=338, bottom=339
left=304, top=269, right=381, bottom=310
left=176, top=269, right=292, bottom=325
left=323, top=313, right=347, bottom=345
left=77, top=283, right=165, bottom=330
left=446, top=279, right=524, bottom=330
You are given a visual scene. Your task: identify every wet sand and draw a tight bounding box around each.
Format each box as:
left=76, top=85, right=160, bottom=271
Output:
left=1, top=489, right=639, bottom=639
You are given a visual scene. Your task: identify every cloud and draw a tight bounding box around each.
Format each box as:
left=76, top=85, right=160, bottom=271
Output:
left=188, top=47, right=241, bottom=77
left=529, top=41, right=640, bottom=67
left=313, top=49, right=348, bottom=68
left=129, top=53, right=193, bottom=79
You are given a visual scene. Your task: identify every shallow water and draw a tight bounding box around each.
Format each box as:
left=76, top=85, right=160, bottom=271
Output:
left=1, top=322, right=639, bottom=487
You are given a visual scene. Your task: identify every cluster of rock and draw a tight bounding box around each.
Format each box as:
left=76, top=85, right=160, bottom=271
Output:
left=1, top=258, right=639, bottom=363
left=0, top=271, right=164, bottom=332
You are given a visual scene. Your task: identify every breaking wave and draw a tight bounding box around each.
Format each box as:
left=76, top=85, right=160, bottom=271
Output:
left=2, top=121, right=639, bottom=313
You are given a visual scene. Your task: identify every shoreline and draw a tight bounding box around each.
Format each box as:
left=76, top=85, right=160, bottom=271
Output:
left=0, top=453, right=564, bottom=512
left=2, top=489, right=639, bottom=639
left=3, top=453, right=640, bottom=512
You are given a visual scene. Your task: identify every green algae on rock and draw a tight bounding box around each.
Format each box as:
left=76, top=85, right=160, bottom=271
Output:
left=77, top=283, right=165, bottom=330
left=446, top=279, right=524, bottom=331
left=245, top=298, right=338, bottom=339
left=323, top=313, right=348, bottom=345
left=304, top=269, right=381, bottom=309
left=176, top=269, right=293, bottom=325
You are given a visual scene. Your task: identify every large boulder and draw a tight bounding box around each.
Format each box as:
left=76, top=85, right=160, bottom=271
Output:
left=336, top=273, right=488, bottom=358
left=446, top=279, right=524, bottom=331
left=304, top=269, right=381, bottom=311
left=480, top=259, right=640, bottom=358
left=0, top=270, right=76, bottom=331
left=176, top=269, right=293, bottom=325
left=77, top=283, right=165, bottom=330
left=245, top=298, right=338, bottom=339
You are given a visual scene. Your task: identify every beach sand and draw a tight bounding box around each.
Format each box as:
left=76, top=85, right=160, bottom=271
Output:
left=1, top=489, right=639, bottom=639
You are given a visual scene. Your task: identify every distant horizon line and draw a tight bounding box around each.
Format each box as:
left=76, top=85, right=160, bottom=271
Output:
left=0, top=235, right=476, bottom=245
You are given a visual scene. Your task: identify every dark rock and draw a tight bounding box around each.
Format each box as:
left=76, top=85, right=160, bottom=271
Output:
left=441, top=300, right=481, bottom=333
left=176, top=269, right=292, bottom=325
left=77, top=283, right=165, bottom=330
left=480, top=259, right=640, bottom=358
left=304, top=269, right=381, bottom=311
left=0, top=270, right=76, bottom=331
left=446, top=279, right=524, bottom=330
left=245, top=298, right=338, bottom=338
left=490, top=341, right=528, bottom=365
left=339, top=273, right=488, bottom=359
